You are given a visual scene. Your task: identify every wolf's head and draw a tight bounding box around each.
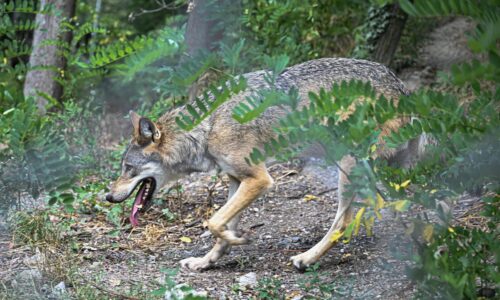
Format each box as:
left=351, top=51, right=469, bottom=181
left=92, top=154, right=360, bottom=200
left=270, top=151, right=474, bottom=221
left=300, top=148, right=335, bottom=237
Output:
left=105, top=111, right=174, bottom=226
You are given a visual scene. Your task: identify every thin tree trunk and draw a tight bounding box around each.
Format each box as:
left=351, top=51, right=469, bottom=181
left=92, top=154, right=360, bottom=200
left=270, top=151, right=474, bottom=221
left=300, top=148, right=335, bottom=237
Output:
left=185, top=0, right=223, bottom=57
left=371, top=3, right=408, bottom=67
left=184, top=0, right=225, bottom=101
left=23, top=0, right=76, bottom=115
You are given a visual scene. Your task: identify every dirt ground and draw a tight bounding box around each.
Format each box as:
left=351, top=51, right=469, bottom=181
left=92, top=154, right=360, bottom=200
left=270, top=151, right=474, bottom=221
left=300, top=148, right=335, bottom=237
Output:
left=0, top=17, right=480, bottom=300
left=1, top=161, right=417, bottom=299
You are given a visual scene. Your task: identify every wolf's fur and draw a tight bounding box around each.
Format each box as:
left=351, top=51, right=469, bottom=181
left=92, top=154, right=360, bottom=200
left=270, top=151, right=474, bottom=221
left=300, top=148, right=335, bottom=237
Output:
left=107, top=58, right=421, bottom=271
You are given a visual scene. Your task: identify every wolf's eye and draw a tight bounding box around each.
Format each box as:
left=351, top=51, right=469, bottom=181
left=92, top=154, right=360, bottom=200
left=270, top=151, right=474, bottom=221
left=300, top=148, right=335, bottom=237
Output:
left=124, top=164, right=133, bottom=173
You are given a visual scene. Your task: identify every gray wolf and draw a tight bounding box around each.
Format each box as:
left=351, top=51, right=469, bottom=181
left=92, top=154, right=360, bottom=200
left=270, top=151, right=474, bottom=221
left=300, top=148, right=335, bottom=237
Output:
left=106, top=58, right=421, bottom=271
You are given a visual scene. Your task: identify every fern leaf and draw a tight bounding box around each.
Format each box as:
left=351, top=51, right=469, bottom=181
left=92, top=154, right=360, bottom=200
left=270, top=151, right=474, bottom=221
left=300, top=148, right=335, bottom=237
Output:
left=176, top=77, right=247, bottom=131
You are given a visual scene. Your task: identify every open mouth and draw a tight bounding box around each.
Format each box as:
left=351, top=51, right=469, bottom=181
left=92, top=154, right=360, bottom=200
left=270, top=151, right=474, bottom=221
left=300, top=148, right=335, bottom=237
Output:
left=130, top=177, right=156, bottom=227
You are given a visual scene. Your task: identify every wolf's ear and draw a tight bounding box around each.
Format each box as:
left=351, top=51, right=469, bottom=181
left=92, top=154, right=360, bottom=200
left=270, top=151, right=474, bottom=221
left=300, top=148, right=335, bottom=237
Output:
left=139, top=118, right=161, bottom=143
left=129, top=110, right=141, bottom=131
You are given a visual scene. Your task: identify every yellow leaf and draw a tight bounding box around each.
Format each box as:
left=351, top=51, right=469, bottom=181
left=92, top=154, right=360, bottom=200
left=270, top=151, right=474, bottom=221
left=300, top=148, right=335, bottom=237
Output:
left=448, top=227, right=456, bottom=234
left=370, top=144, right=377, bottom=153
left=179, top=236, right=192, bottom=243
left=303, top=194, right=318, bottom=202
left=391, top=200, right=410, bottom=212
left=330, top=229, right=344, bottom=242
left=376, top=193, right=385, bottom=209
left=430, top=189, right=438, bottom=194
left=400, top=179, right=411, bottom=188
left=354, top=207, right=365, bottom=236
left=375, top=210, right=382, bottom=220
left=341, top=253, right=352, bottom=260
left=422, top=224, right=434, bottom=243
left=364, top=216, right=375, bottom=236
left=394, top=184, right=401, bottom=192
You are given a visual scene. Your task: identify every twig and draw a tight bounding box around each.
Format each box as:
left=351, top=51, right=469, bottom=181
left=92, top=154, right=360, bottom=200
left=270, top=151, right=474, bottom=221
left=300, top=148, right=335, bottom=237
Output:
left=268, top=187, right=337, bottom=200
left=249, top=223, right=265, bottom=230
left=317, top=187, right=338, bottom=195
left=232, top=247, right=307, bottom=253
left=128, top=0, right=185, bottom=21
left=184, top=219, right=201, bottom=228
left=74, top=276, right=142, bottom=300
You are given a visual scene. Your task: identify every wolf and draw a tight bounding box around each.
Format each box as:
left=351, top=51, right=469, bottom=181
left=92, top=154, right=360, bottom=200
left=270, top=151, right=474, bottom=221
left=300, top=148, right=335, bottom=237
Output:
left=106, top=58, right=422, bottom=271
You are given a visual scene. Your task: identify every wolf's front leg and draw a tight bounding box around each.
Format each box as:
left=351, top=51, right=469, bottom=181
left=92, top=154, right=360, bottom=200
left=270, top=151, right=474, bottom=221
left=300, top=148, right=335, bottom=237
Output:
left=207, top=167, right=273, bottom=245
left=180, top=214, right=241, bottom=271
left=180, top=168, right=273, bottom=271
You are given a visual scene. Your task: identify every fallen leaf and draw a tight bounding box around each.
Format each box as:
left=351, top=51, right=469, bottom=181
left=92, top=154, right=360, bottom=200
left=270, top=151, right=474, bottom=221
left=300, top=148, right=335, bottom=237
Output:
left=303, top=194, right=318, bottom=202
left=109, top=277, right=121, bottom=287
left=180, top=236, right=192, bottom=243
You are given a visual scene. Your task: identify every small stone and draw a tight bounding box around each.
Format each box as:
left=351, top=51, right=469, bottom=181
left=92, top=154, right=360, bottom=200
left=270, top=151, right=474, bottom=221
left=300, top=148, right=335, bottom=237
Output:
left=23, top=249, right=44, bottom=267
left=17, top=269, right=42, bottom=283
left=238, top=272, right=257, bottom=288
left=200, top=230, right=212, bottom=238
left=53, top=281, right=66, bottom=295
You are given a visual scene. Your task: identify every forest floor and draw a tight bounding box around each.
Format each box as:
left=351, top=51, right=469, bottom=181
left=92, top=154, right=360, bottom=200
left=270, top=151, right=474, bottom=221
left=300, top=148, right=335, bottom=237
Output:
left=0, top=17, right=481, bottom=300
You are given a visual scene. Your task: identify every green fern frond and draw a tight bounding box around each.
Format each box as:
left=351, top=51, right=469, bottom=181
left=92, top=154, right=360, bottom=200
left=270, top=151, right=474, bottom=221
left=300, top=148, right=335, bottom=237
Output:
left=399, top=0, right=499, bottom=22
left=175, top=77, right=247, bottom=131
left=114, top=28, right=184, bottom=81
left=0, top=0, right=43, bottom=14
left=1, top=39, right=31, bottom=59
left=171, top=51, right=216, bottom=88
left=70, top=22, right=107, bottom=47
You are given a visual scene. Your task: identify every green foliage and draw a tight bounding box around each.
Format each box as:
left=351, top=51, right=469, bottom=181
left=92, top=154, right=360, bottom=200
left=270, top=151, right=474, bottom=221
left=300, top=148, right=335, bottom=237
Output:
left=299, top=263, right=352, bottom=299
left=175, top=76, right=247, bottom=131
left=151, top=268, right=207, bottom=300
left=241, top=0, right=367, bottom=64
left=10, top=210, right=61, bottom=247
left=352, top=4, right=394, bottom=60
left=399, top=0, right=500, bottom=20
left=409, top=209, right=500, bottom=299
left=254, top=277, right=283, bottom=300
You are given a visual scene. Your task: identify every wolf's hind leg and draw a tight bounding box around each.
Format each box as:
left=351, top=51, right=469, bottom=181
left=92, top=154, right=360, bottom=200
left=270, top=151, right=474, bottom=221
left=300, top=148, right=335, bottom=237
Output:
left=291, top=155, right=356, bottom=271
left=180, top=176, right=242, bottom=271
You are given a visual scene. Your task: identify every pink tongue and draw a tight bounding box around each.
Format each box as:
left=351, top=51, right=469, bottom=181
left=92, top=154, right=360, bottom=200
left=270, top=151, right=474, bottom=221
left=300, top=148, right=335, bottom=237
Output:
left=130, top=184, right=146, bottom=227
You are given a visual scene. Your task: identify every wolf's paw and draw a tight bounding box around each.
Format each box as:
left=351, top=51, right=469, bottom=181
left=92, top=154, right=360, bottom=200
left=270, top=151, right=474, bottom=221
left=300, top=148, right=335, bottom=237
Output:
left=219, top=230, right=251, bottom=245
left=180, top=257, right=212, bottom=271
left=290, top=254, right=316, bottom=272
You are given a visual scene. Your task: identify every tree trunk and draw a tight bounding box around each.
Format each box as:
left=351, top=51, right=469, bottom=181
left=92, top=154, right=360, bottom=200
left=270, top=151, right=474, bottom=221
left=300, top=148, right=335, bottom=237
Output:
left=185, top=0, right=224, bottom=57
left=23, top=0, right=76, bottom=115
left=371, top=3, right=408, bottom=67
left=184, top=0, right=225, bottom=101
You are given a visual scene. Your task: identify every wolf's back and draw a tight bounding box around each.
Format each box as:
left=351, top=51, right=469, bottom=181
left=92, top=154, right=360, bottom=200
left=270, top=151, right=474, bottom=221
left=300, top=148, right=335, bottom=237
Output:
left=204, top=58, right=410, bottom=157
left=242, top=58, right=409, bottom=100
